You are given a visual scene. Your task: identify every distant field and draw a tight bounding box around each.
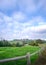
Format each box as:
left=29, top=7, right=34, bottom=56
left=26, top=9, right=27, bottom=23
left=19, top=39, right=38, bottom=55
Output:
left=0, top=46, right=40, bottom=65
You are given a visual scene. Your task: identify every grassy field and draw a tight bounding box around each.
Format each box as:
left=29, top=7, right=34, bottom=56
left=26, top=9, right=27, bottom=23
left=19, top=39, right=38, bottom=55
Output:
left=0, top=46, right=40, bottom=65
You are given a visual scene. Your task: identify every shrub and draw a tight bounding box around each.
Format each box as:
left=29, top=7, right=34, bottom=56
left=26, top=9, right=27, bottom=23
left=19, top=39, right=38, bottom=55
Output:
left=29, top=40, right=38, bottom=46
left=15, top=42, right=23, bottom=47
left=0, top=40, right=11, bottom=47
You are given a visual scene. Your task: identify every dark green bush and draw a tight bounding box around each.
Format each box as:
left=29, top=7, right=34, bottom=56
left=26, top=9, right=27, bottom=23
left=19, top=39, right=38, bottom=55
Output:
left=15, top=42, right=23, bottom=47
left=0, top=40, right=11, bottom=47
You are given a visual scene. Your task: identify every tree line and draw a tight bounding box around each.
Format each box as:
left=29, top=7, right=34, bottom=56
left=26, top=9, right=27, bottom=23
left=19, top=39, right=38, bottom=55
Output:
left=0, top=39, right=46, bottom=47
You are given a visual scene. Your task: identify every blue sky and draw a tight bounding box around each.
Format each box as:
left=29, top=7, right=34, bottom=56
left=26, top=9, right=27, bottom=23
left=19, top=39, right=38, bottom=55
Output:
left=0, top=0, right=46, bottom=40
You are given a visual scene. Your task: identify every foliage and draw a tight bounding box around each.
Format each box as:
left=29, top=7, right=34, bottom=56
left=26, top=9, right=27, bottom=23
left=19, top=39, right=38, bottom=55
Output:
left=22, top=41, right=27, bottom=46
left=41, top=47, right=46, bottom=59
left=0, top=46, right=40, bottom=65
left=0, top=39, right=46, bottom=47
left=0, top=40, right=11, bottom=47
left=29, top=40, right=38, bottom=46
left=35, top=39, right=43, bottom=44
left=15, top=42, right=23, bottom=47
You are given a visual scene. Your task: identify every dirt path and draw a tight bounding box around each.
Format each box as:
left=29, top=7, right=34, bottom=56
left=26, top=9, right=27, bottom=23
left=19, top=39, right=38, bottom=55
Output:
left=34, top=57, right=46, bottom=65
left=34, top=47, right=46, bottom=65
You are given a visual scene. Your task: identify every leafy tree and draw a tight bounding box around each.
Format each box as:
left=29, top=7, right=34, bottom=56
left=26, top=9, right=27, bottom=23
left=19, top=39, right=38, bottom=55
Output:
left=22, top=41, right=27, bottom=46
left=15, top=42, right=23, bottom=47
left=35, top=39, right=43, bottom=44
left=0, top=40, right=11, bottom=47
left=29, top=40, right=38, bottom=46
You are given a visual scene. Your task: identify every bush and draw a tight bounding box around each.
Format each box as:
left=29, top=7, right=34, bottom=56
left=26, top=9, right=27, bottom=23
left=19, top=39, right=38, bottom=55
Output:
left=15, top=42, right=23, bottom=47
left=29, top=40, right=38, bottom=46
left=35, top=39, right=43, bottom=44
left=0, top=40, right=11, bottom=47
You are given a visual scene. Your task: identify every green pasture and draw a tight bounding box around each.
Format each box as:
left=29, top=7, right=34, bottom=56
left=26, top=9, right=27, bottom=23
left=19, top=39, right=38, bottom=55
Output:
left=0, top=46, right=40, bottom=65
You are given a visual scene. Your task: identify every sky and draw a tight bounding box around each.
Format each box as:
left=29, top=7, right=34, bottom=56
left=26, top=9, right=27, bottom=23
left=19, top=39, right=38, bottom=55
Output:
left=0, top=0, right=46, bottom=40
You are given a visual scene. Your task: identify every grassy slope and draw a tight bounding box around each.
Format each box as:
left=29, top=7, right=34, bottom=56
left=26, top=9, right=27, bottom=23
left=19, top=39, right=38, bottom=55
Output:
left=0, top=46, right=40, bottom=65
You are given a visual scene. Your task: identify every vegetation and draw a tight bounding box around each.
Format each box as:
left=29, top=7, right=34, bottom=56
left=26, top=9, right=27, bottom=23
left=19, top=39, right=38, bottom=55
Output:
left=35, top=39, right=44, bottom=44
left=15, top=42, right=23, bottom=47
left=0, top=46, right=40, bottom=65
left=0, top=39, right=46, bottom=65
left=33, top=46, right=46, bottom=65
left=28, top=40, right=38, bottom=46
left=0, top=39, right=46, bottom=47
left=0, top=40, right=11, bottom=47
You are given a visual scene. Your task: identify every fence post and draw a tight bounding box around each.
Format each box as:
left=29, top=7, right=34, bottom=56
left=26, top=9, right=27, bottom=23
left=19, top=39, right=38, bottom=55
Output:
left=26, top=52, right=31, bottom=65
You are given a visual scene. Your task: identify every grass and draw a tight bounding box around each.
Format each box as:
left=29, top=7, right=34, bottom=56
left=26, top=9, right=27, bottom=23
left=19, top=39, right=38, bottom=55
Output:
left=0, top=45, right=40, bottom=65
left=33, top=46, right=46, bottom=65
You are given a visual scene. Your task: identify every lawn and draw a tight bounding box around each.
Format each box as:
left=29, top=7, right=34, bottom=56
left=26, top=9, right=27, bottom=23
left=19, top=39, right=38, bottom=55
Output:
left=0, top=46, right=40, bottom=65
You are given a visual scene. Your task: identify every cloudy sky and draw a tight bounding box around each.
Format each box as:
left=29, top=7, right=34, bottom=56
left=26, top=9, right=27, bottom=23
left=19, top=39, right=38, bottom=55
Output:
left=0, top=0, right=46, bottom=40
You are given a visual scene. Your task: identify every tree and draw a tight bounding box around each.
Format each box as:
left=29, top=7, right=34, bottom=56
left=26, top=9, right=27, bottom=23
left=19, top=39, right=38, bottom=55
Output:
left=22, top=41, right=27, bottom=46
left=15, top=42, right=22, bottom=47
left=29, top=40, right=38, bottom=46
left=35, top=39, right=43, bottom=44
left=0, top=39, right=11, bottom=47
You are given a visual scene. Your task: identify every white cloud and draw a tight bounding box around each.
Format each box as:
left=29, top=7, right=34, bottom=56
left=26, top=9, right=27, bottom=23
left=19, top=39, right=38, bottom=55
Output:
left=0, top=18, right=3, bottom=24
left=29, top=25, right=46, bottom=33
left=0, top=0, right=46, bottom=40
left=12, top=12, right=27, bottom=22
left=0, top=12, right=46, bottom=40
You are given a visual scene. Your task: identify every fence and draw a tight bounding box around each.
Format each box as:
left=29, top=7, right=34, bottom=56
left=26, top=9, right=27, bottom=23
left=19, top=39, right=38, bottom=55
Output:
left=0, top=47, right=45, bottom=65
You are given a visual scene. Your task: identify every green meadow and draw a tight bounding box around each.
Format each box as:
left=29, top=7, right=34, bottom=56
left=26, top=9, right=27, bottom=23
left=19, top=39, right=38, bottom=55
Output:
left=0, top=46, right=40, bottom=65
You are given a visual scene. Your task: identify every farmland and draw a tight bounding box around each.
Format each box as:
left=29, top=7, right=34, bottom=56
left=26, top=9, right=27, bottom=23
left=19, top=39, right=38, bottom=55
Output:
left=0, top=46, right=40, bottom=65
